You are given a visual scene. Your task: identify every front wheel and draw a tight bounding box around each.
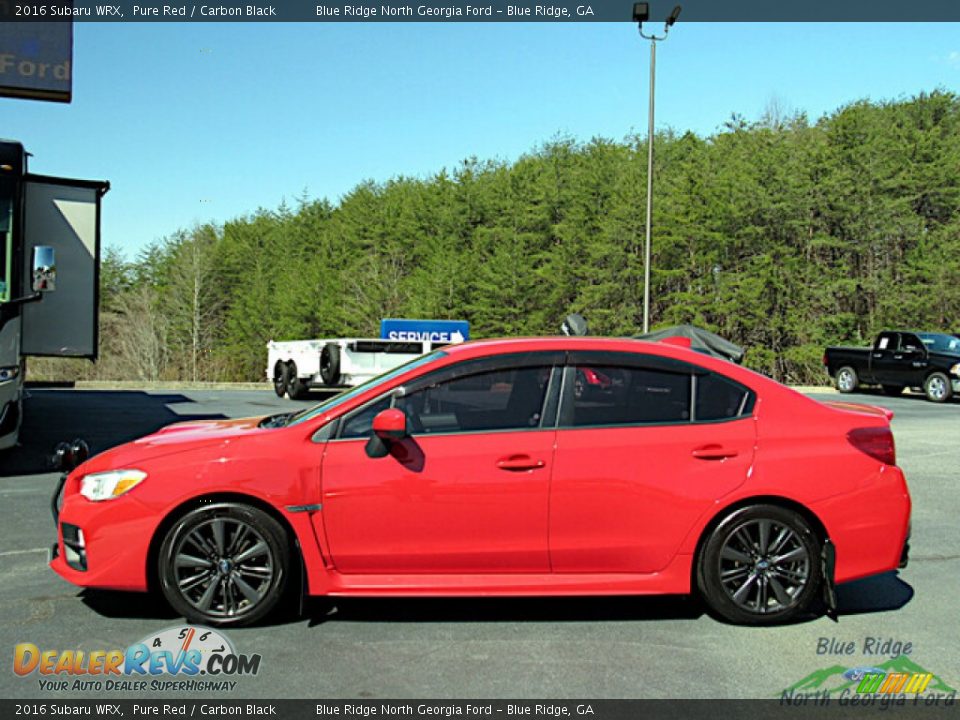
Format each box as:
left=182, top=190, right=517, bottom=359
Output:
left=835, top=366, right=858, bottom=394
left=697, top=504, right=822, bottom=625
left=924, top=372, right=953, bottom=403
left=158, top=503, right=290, bottom=627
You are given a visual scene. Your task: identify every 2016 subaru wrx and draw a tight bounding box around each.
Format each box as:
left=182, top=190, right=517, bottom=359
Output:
left=50, top=337, right=911, bottom=626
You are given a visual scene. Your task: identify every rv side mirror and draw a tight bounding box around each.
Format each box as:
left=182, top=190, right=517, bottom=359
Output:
left=32, top=246, right=56, bottom=292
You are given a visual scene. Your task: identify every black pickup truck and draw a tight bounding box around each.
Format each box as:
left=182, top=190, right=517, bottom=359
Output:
left=824, top=331, right=960, bottom=403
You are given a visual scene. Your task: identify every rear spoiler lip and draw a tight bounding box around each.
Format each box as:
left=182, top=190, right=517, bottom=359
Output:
left=822, top=400, right=894, bottom=422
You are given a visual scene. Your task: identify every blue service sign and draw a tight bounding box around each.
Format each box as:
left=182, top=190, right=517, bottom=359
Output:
left=380, top=319, right=469, bottom=343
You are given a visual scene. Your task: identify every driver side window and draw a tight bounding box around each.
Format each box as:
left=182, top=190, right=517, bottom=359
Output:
left=339, top=397, right=391, bottom=440
left=396, top=365, right=552, bottom=435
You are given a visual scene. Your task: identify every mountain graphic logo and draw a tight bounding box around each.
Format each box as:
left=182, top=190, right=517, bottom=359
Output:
left=781, top=655, right=956, bottom=697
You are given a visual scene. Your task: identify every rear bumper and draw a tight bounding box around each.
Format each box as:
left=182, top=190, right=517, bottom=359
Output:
left=812, top=465, right=911, bottom=584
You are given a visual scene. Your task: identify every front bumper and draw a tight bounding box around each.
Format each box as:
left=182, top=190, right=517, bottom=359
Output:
left=49, top=480, right=159, bottom=592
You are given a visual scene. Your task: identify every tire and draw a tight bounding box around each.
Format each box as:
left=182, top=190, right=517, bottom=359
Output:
left=285, top=362, right=310, bottom=400
left=881, top=385, right=905, bottom=396
left=923, top=372, right=953, bottom=404
left=835, top=366, right=858, bottom=394
left=272, top=362, right=290, bottom=398
left=158, top=503, right=290, bottom=627
left=697, top=504, right=822, bottom=625
left=320, top=343, right=341, bottom=386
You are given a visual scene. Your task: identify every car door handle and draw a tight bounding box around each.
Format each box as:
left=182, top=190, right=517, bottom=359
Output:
left=872, top=353, right=883, bottom=358
left=496, top=455, right=545, bottom=471
left=691, top=445, right=739, bottom=460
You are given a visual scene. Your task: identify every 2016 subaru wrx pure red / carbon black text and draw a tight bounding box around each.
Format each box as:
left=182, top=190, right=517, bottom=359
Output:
left=50, top=337, right=911, bottom=626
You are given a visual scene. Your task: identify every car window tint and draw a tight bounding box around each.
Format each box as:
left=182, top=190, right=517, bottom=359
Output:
left=569, top=365, right=691, bottom=427
left=339, top=397, right=391, bottom=439
left=696, top=373, right=753, bottom=421
left=396, top=366, right=552, bottom=434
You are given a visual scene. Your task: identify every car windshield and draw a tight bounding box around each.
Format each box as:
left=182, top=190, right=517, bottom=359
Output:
left=283, top=349, right=447, bottom=427
left=918, top=333, right=960, bottom=354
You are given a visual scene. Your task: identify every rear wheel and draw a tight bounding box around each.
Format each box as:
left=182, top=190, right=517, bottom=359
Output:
left=158, top=503, right=290, bottom=627
left=272, top=362, right=290, bottom=398
left=697, top=504, right=821, bottom=625
left=835, top=366, right=858, bottom=394
left=285, top=362, right=310, bottom=400
left=924, top=372, right=952, bottom=403
left=882, top=385, right=904, bottom=396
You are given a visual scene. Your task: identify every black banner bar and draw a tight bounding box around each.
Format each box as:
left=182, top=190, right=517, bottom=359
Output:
left=5, top=0, right=960, bottom=22
left=3, top=700, right=960, bottom=719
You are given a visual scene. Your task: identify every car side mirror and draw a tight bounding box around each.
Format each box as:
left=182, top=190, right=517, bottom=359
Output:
left=365, top=408, right=408, bottom=459
left=372, top=408, right=408, bottom=440
left=32, top=246, right=56, bottom=292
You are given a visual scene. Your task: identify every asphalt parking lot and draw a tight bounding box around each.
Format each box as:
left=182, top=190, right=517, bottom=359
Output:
left=1, top=386, right=957, bottom=699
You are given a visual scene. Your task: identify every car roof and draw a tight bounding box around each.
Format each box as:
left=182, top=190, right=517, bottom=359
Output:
left=441, top=335, right=726, bottom=367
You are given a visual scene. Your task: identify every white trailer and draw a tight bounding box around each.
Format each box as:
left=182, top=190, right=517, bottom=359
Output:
left=266, top=337, right=449, bottom=399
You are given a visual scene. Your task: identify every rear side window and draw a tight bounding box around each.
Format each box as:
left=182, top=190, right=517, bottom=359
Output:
left=567, top=365, right=691, bottom=427
left=695, top=373, right=754, bottom=422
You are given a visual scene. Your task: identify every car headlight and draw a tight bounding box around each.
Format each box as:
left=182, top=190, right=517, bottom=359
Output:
left=80, top=470, right=147, bottom=502
left=0, top=365, right=19, bottom=382
left=950, top=363, right=960, bottom=376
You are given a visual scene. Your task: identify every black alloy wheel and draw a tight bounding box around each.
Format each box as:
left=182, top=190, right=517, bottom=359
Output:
left=158, top=503, right=290, bottom=626
left=698, top=504, right=821, bottom=625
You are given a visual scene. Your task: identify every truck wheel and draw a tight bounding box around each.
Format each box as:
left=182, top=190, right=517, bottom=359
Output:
left=882, top=385, right=905, bottom=396
left=320, top=343, right=341, bottom=386
left=697, top=504, right=821, bottom=625
left=835, top=366, right=858, bottom=394
left=273, top=362, right=290, bottom=398
left=923, top=372, right=953, bottom=403
left=285, top=362, right=310, bottom=400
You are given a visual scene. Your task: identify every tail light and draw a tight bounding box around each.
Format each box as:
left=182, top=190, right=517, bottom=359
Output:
left=848, top=426, right=896, bottom=466
left=822, top=353, right=828, bottom=366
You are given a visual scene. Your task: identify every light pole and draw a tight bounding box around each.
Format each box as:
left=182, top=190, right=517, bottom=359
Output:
left=634, top=3, right=681, bottom=333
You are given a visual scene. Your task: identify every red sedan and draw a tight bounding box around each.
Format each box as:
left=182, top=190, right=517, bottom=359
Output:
left=50, top=337, right=911, bottom=626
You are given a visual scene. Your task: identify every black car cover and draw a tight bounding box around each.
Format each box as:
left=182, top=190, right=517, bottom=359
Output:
left=635, top=324, right=745, bottom=364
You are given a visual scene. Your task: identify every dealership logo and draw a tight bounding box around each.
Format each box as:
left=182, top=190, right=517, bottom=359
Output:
left=14, top=625, right=261, bottom=692
left=781, top=655, right=956, bottom=705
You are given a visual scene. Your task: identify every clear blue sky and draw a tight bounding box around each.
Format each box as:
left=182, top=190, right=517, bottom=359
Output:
left=2, top=22, right=958, bottom=258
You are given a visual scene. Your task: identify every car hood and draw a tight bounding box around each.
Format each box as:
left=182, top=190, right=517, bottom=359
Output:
left=75, top=416, right=268, bottom=474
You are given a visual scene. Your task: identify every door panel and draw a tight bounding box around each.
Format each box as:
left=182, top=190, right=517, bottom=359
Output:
left=549, top=356, right=756, bottom=574
left=320, top=431, right=555, bottom=573
left=550, top=419, right=756, bottom=573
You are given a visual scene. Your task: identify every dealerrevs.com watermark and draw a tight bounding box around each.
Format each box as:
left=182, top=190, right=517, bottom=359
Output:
left=13, top=625, right=261, bottom=694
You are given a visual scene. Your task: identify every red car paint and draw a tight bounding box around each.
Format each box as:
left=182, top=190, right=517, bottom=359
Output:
left=51, top=337, right=911, bottom=601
